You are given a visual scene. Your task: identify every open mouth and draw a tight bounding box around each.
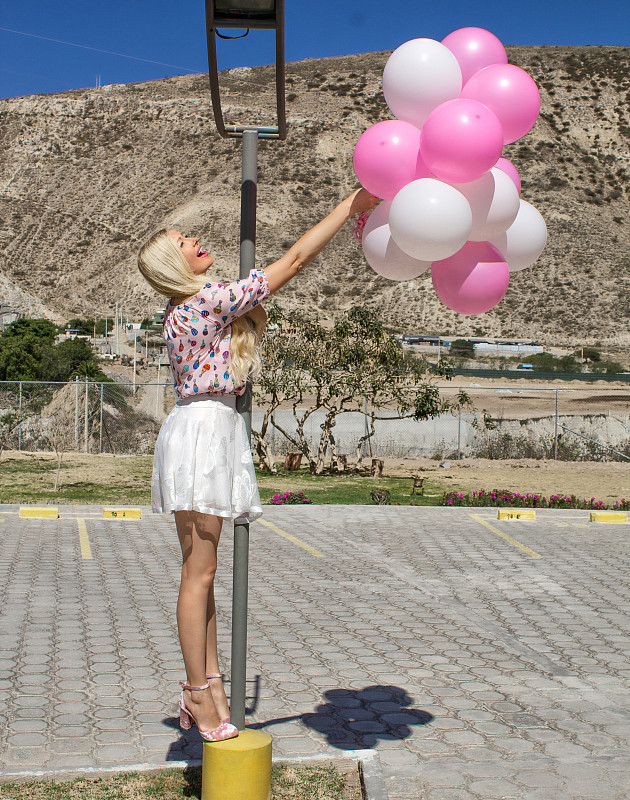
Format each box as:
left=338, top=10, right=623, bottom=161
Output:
left=196, top=246, right=209, bottom=258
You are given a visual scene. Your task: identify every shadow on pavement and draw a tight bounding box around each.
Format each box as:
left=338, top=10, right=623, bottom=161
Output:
left=251, top=684, right=434, bottom=749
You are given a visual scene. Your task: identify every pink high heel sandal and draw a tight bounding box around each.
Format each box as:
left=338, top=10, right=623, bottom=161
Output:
left=206, top=673, right=231, bottom=724
left=178, top=680, right=239, bottom=742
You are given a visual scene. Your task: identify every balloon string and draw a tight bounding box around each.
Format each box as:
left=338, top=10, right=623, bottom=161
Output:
left=352, top=210, right=371, bottom=244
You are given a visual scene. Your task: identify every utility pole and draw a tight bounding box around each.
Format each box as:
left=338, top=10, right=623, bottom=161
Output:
left=133, top=332, right=137, bottom=394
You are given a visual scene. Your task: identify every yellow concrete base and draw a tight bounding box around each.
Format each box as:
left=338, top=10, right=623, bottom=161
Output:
left=103, top=508, right=141, bottom=519
left=202, top=728, right=272, bottom=800
left=498, top=509, right=536, bottom=521
left=19, top=507, right=59, bottom=518
left=589, top=511, right=628, bottom=524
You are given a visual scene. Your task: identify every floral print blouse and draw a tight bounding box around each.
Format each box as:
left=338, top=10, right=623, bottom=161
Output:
left=163, top=268, right=269, bottom=400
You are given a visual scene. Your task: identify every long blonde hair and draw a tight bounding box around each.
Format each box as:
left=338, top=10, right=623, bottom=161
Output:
left=138, top=229, right=261, bottom=385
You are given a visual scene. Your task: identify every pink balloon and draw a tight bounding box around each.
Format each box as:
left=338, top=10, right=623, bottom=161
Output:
left=462, top=64, right=541, bottom=144
left=494, top=157, right=521, bottom=194
left=353, top=120, right=427, bottom=201
left=442, top=27, right=507, bottom=85
left=420, top=98, right=503, bottom=183
left=431, top=241, right=509, bottom=315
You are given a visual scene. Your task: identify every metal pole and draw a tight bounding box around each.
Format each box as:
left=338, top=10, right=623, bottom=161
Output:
left=457, top=402, right=462, bottom=460
left=99, top=383, right=104, bottom=454
left=133, top=333, right=137, bottom=395
left=84, top=377, right=89, bottom=453
left=554, top=389, right=558, bottom=460
left=156, top=362, right=161, bottom=418
left=231, top=128, right=258, bottom=732
left=115, top=303, right=119, bottom=355
left=75, top=376, right=80, bottom=451
left=18, top=381, right=22, bottom=451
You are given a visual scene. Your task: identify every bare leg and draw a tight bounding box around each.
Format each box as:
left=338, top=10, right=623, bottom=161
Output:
left=175, top=510, right=223, bottom=731
left=205, top=583, right=231, bottom=720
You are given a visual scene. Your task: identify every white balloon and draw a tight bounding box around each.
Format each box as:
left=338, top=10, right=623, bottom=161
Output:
left=491, top=200, right=547, bottom=272
left=389, top=178, right=472, bottom=262
left=383, top=38, right=462, bottom=129
left=451, top=168, right=520, bottom=242
left=362, top=202, right=431, bottom=281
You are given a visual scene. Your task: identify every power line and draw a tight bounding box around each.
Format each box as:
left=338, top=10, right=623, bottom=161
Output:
left=0, top=26, right=202, bottom=73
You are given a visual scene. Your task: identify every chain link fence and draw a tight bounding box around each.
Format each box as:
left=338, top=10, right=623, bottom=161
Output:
left=0, top=379, right=164, bottom=456
left=1, top=380, right=629, bottom=462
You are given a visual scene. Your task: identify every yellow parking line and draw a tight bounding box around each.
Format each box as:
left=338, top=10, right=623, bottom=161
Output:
left=470, top=514, right=542, bottom=559
left=256, top=519, right=324, bottom=558
left=77, top=518, right=93, bottom=560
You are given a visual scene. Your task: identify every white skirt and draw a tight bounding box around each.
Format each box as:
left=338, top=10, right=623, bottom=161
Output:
left=151, top=393, right=263, bottom=522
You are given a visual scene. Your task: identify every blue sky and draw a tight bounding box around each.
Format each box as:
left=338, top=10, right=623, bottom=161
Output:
left=0, top=0, right=627, bottom=99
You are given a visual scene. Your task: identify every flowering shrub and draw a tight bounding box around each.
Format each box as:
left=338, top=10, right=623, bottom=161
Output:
left=270, top=491, right=312, bottom=505
left=439, top=489, right=627, bottom=511
left=441, top=489, right=546, bottom=508
left=369, top=487, right=391, bottom=505
left=612, top=498, right=630, bottom=511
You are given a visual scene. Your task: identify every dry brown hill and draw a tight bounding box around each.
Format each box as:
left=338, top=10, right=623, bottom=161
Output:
left=0, top=46, right=629, bottom=347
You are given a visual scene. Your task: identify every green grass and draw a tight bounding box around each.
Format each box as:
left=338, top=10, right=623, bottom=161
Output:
left=257, top=468, right=441, bottom=506
left=0, top=481, right=151, bottom=505
left=0, top=764, right=356, bottom=800
left=0, top=455, right=442, bottom=507
left=0, top=455, right=153, bottom=506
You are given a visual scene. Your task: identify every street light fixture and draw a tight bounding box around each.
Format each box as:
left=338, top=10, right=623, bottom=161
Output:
left=204, top=0, right=286, bottom=737
left=205, top=0, right=286, bottom=140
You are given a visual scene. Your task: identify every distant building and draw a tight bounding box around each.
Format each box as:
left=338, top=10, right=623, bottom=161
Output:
left=402, top=335, right=450, bottom=347
left=401, top=334, right=543, bottom=356
left=150, top=309, right=165, bottom=328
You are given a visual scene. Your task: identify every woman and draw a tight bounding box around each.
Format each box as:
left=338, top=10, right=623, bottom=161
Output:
left=137, top=187, right=377, bottom=742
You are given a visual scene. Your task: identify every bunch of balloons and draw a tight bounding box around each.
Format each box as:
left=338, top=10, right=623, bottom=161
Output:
left=354, top=27, right=547, bottom=315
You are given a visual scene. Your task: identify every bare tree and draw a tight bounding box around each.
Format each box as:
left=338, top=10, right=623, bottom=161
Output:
left=47, top=410, right=75, bottom=491
left=254, top=305, right=458, bottom=474
left=0, top=411, right=26, bottom=459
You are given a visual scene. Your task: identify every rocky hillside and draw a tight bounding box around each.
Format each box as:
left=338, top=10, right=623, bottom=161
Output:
left=0, top=46, right=629, bottom=347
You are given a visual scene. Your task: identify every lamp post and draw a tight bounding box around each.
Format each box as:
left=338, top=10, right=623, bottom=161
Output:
left=205, top=0, right=286, bottom=734
left=205, top=0, right=286, bottom=142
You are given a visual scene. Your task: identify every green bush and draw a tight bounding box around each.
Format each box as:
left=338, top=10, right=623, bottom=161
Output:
left=528, top=352, right=582, bottom=373
left=450, top=339, right=476, bottom=358
left=576, top=347, right=601, bottom=362
left=590, top=360, right=625, bottom=374
left=0, top=318, right=109, bottom=383
left=64, top=318, right=111, bottom=336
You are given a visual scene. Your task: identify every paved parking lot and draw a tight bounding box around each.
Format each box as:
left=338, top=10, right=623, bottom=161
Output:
left=0, top=504, right=629, bottom=799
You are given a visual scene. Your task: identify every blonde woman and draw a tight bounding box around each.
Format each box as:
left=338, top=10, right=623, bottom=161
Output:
left=137, top=188, right=377, bottom=742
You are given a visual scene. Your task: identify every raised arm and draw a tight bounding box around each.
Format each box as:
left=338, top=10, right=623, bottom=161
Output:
left=263, top=188, right=378, bottom=294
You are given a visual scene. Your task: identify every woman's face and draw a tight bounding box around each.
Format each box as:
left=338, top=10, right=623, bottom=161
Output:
left=169, top=230, right=214, bottom=275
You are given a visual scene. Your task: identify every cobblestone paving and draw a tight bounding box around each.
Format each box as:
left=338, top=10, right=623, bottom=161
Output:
left=0, top=504, right=629, bottom=799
